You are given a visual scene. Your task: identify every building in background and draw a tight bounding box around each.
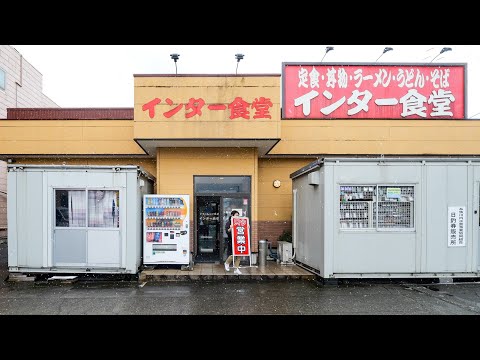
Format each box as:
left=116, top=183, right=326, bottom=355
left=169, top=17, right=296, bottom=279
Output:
left=0, top=45, right=59, bottom=238
left=0, top=45, right=57, bottom=118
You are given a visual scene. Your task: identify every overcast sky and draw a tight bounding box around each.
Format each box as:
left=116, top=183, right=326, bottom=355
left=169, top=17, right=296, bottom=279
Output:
left=10, top=45, right=480, bottom=118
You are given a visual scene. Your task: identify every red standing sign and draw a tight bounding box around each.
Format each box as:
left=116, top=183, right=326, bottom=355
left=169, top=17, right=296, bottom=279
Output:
left=232, top=217, right=251, bottom=257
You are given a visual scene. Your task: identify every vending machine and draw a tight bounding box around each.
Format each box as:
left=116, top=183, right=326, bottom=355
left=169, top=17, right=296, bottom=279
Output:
left=143, top=194, right=190, bottom=265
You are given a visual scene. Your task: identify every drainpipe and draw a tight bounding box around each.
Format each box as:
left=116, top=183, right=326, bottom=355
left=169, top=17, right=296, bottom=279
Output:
left=15, top=54, right=23, bottom=107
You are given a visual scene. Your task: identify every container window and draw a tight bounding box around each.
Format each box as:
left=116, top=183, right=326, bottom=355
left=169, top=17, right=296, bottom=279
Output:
left=88, top=190, right=120, bottom=228
left=339, top=185, right=414, bottom=231
left=339, top=185, right=376, bottom=229
left=375, top=186, right=414, bottom=229
left=55, top=190, right=86, bottom=227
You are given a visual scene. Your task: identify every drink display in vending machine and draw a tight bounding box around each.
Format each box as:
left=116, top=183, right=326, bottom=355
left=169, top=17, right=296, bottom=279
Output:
left=143, top=195, right=190, bottom=265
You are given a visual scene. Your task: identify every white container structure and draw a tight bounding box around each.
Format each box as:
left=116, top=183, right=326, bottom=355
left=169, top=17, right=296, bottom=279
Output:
left=7, top=165, right=154, bottom=275
left=290, top=157, right=480, bottom=280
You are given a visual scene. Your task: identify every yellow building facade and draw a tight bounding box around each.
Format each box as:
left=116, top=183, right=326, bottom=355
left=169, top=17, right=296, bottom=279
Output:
left=2, top=74, right=480, bottom=264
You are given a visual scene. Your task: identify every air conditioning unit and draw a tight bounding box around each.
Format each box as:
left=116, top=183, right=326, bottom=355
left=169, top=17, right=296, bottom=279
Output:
left=277, top=241, right=293, bottom=264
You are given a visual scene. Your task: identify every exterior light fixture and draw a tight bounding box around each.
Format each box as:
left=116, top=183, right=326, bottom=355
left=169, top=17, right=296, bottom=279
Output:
left=430, top=47, right=452, bottom=63
left=375, top=47, right=393, bottom=62
left=235, top=53, right=244, bottom=74
left=273, top=179, right=281, bottom=188
left=321, top=46, right=334, bottom=62
left=170, top=53, right=180, bottom=74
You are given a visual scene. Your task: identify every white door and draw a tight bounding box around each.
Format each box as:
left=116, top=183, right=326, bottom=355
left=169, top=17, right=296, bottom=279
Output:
left=86, top=189, right=121, bottom=267
left=54, top=189, right=87, bottom=266
left=54, top=189, right=121, bottom=268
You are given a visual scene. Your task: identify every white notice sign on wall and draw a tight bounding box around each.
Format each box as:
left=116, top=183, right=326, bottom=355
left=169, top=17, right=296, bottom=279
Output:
left=448, top=206, right=466, bottom=247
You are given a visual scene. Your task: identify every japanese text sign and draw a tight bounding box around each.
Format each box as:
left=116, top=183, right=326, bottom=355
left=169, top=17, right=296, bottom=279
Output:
left=141, top=96, right=274, bottom=120
left=282, top=63, right=466, bottom=120
left=448, top=206, right=466, bottom=247
left=232, top=216, right=251, bottom=257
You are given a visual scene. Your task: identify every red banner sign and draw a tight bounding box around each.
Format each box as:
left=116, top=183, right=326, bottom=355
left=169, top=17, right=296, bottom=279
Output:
left=282, top=63, right=466, bottom=120
left=232, top=217, right=250, bottom=257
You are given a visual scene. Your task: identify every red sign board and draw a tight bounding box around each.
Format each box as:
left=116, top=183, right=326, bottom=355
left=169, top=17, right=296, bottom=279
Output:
left=282, top=63, right=466, bottom=120
left=232, top=217, right=251, bottom=257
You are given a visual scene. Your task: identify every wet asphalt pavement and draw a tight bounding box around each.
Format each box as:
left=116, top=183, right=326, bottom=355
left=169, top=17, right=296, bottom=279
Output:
left=2, top=241, right=480, bottom=315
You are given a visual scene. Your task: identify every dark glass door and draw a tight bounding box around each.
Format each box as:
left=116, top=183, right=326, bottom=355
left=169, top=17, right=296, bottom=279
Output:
left=194, top=176, right=251, bottom=263
left=195, top=196, right=221, bottom=262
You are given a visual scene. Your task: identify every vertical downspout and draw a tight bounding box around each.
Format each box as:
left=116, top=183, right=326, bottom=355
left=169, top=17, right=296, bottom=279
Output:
left=15, top=54, right=23, bottom=107
left=292, top=188, right=297, bottom=260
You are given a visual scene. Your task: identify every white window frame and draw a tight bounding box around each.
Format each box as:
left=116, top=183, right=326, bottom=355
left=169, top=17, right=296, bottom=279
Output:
left=87, top=189, right=120, bottom=229
left=339, top=184, right=416, bottom=232
left=54, top=187, right=121, bottom=230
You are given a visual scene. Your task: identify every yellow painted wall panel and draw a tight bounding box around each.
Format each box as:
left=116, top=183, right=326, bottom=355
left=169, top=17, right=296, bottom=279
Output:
left=134, top=87, right=280, bottom=106
left=134, top=121, right=280, bottom=139
left=275, top=120, right=480, bottom=155
left=156, top=188, right=192, bottom=195
left=134, top=76, right=280, bottom=87
left=283, top=126, right=390, bottom=140
left=157, top=164, right=252, bottom=177
left=78, top=120, right=133, bottom=127
left=385, top=121, right=475, bottom=127
left=0, top=126, right=82, bottom=141
left=159, top=147, right=255, bottom=159
left=383, top=141, right=480, bottom=154
left=158, top=153, right=250, bottom=161
left=134, top=76, right=280, bottom=124
left=256, top=159, right=309, bottom=222
left=82, top=126, right=133, bottom=141
left=156, top=165, right=251, bottom=175
left=156, top=148, right=256, bottom=164
left=280, top=120, right=479, bottom=128
left=257, top=207, right=291, bottom=221
left=281, top=122, right=480, bottom=141
left=154, top=175, right=194, bottom=188
left=258, top=160, right=310, bottom=176
left=75, top=141, right=145, bottom=154
left=0, top=141, right=145, bottom=155
left=258, top=158, right=311, bottom=169
left=0, top=125, right=134, bottom=142
left=258, top=181, right=292, bottom=194
left=0, top=120, right=138, bottom=154
left=156, top=148, right=257, bottom=221
left=133, top=104, right=280, bottom=123
left=257, top=194, right=292, bottom=207
left=388, top=126, right=480, bottom=141
left=0, top=120, right=131, bottom=127
left=270, top=140, right=480, bottom=155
